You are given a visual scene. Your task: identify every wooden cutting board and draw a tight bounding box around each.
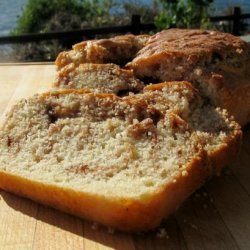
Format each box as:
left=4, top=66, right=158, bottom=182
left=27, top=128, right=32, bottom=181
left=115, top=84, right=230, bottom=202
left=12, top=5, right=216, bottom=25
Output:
left=0, top=64, right=250, bottom=250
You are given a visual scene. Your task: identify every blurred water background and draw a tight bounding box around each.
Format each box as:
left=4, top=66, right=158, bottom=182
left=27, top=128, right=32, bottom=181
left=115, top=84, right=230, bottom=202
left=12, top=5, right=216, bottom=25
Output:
left=0, top=0, right=27, bottom=36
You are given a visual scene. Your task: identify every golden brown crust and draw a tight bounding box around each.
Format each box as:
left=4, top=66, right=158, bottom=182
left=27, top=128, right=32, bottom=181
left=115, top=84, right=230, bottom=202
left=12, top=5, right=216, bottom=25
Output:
left=41, top=88, right=146, bottom=107
left=41, top=88, right=92, bottom=97
left=143, top=81, right=195, bottom=93
left=129, top=29, right=249, bottom=68
left=55, top=34, right=150, bottom=70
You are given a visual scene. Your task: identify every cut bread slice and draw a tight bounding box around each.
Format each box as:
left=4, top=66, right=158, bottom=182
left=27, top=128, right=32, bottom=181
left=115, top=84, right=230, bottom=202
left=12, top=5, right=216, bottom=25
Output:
left=0, top=85, right=241, bottom=231
left=54, top=63, right=144, bottom=94
left=139, top=82, right=242, bottom=174
left=127, top=29, right=250, bottom=126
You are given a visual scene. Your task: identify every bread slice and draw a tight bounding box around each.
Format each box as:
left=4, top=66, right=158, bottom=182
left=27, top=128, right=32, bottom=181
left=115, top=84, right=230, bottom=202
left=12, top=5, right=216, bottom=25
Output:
left=55, top=34, right=150, bottom=70
left=0, top=85, right=241, bottom=231
left=54, top=63, right=144, bottom=94
left=127, top=29, right=250, bottom=126
left=139, top=82, right=242, bottom=175
left=54, top=34, right=148, bottom=96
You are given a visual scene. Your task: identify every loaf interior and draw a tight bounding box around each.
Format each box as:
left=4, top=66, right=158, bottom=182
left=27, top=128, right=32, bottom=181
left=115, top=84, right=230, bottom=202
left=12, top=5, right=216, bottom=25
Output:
left=0, top=89, right=204, bottom=198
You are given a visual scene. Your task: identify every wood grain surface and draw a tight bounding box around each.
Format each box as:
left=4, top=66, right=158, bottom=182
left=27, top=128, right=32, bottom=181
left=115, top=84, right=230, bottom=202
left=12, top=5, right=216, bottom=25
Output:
left=0, top=64, right=250, bottom=250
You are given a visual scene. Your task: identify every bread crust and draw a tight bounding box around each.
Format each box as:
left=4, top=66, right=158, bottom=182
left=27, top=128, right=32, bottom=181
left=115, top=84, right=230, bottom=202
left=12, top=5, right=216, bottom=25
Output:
left=55, top=34, right=150, bottom=69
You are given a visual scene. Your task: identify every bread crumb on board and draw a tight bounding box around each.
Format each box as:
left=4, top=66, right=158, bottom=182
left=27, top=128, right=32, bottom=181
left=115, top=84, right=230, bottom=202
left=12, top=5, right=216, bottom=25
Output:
left=156, top=228, right=169, bottom=239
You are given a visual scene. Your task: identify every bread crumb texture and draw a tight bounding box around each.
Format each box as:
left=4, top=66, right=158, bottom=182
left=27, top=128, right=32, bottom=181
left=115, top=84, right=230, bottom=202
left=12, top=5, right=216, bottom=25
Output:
left=54, top=63, right=144, bottom=95
left=0, top=90, right=199, bottom=197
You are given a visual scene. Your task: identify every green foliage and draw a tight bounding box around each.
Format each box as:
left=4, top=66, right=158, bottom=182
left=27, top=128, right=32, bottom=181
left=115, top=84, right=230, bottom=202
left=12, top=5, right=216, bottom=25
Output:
left=12, top=0, right=135, bottom=35
left=10, top=0, right=158, bottom=61
left=81, top=0, right=124, bottom=27
left=11, top=0, right=118, bottom=61
left=12, top=0, right=88, bottom=35
left=154, top=0, right=214, bottom=30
